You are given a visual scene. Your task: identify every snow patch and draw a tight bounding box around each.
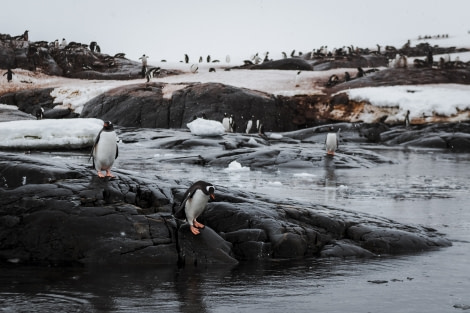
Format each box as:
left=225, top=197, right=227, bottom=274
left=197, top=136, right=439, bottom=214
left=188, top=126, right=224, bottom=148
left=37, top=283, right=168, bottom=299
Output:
left=186, top=118, right=225, bottom=136
left=0, top=118, right=103, bottom=149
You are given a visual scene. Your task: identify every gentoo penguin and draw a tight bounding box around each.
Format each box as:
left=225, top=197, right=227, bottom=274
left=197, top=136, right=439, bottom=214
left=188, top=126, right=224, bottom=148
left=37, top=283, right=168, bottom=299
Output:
left=325, top=132, right=338, bottom=156
left=174, top=181, right=215, bottom=235
left=295, top=71, right=301, bottom=87
left=229, top=114, right=236, bottom=133
left=222, top=113, right=230, bottom=132
left=246, top=115, right=254, bottom=134
left=35, top=106, right=44, bottom=120
left=90, top=121, right=119, bottom=178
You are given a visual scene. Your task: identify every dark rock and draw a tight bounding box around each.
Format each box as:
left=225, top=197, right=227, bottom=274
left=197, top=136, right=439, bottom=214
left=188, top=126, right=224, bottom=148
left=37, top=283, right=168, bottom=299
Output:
left=0, top=88, right=55, bottom=116
left=80, top=83, right=171, bottom=128
left=177, top=224, right=239, bottom=266
left=81, top=82, right=287, bottom=131
left=312, top=55, right=388, bottom=71
left=330, top=68, right=470, bottom=93
left=0, top=105, right=34, bottom=122
left=0, top=151, right=452, bottom=266
left=379, top=122, right=470, bottom=150
left=247, top=58, right=314, bottom=71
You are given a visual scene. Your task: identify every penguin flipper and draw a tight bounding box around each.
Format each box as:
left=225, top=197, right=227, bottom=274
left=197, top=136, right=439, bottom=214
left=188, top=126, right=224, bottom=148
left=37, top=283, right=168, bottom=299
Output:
left=115, top=144, right=119, bottom=159
left=89, top=130, right=102, bottom=162
left=173, top=203, right=187, bottom=219
left=174, top=186, right=197, bottom=219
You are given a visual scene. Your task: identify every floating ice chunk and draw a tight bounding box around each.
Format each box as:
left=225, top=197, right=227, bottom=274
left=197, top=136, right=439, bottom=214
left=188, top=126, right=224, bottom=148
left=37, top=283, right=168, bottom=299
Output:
left=268, top=133, right=283, bottom=139
left=225, top=160, right=250, bottom=172
left=293, top=173, right=316, bottom=178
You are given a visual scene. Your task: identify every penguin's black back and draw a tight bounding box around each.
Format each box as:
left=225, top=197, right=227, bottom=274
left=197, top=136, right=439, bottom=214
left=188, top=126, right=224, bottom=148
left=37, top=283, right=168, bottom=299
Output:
left=174, top=180, right=214, bottom=219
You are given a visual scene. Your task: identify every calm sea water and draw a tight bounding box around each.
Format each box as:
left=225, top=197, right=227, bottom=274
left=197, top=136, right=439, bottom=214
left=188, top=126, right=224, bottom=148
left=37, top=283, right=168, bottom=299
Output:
left=1, top=144, right=469, bottom=313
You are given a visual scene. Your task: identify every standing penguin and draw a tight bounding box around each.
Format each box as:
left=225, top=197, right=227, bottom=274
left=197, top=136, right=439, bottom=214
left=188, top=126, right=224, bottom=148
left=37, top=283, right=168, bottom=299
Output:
left=246, top=115, right=254, bottom=134
left=222, top=113, right=230, bottom=132
left=90, top=121, right=119, bottom=178
left=174, top=180, right=216, bottom=235
left=325, top=132, right=339, bottom=156
left=3, top=68, right=14, bottom=82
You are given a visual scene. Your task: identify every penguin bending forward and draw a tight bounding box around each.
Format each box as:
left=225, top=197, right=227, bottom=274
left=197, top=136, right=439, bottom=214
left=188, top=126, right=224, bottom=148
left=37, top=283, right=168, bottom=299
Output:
left=174, top=181, right=215, bottom=235
left=90, top=121, right=119, bottom=178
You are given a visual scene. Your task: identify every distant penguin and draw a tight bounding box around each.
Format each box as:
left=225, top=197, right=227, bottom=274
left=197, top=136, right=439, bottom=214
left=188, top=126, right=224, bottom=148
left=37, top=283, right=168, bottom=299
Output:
left=60, top=38, right=67, bottom=48
left=325, top=132, right=338, bottom=156
left=90, top=41, right=97, bottom=52
left=405, top=110, right=410, bottom=127
left=184, top=54, right=189, bottom=63
left=207, top=55, right=211, bottom=63
left=35, top=107, right=44, bottom=120
left=3, top=68, right=14, bottom=82
left=246, top=115, right=254, bottom=134
left=295, top=71, right=301, bottom=87
left=199, top=56, right=203, bottom=63
left=222, top=113, right=230, bottom=132
left=229, top=114, right=237, bottom=132
left=190, top=64, right=198, bottom=73
left=90, top=121, right=119, bottom=178
left=174, top=180, right=216, bottom=235
left=23, top=30, right=29, bottom=41
left=282, top=52, right=287, bottom=59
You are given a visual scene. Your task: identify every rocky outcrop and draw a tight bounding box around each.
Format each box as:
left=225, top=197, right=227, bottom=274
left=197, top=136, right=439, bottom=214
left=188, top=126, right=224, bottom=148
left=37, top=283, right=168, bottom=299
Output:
left=329, top=67, right=470, bottom=93
left=236, top=58, right=314, bottom=71
left=0, top=34, right=143, bottom=80
left=0, top=149, right=451, bottom=266
left=81, top=82, right=290, bottom=131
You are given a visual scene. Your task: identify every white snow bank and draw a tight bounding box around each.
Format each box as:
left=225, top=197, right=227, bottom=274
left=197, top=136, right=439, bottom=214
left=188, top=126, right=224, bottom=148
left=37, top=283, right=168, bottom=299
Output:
left=0, top=118, right=103, bottom=149
left=50, top=82, right=131, bottom=114
left=186, top=118, right=225, bottom=136
left=344, top=84, right=470, bottom=118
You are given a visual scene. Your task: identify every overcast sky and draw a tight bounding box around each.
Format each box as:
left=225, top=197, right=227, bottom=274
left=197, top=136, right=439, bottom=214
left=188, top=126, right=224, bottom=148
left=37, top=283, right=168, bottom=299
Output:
left=1, top=0, right=469, bottom=63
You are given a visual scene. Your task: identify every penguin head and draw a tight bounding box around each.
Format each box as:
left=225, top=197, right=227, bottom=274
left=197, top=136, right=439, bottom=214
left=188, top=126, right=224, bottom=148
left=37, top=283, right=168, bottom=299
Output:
left=103, top=121, right=114, bottom=131
left=206, top=185, right=215, bottom=200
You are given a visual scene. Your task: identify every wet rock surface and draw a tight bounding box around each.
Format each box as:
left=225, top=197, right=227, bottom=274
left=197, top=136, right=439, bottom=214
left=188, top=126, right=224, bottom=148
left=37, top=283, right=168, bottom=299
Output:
left=0, top=127, right=453, bottom=266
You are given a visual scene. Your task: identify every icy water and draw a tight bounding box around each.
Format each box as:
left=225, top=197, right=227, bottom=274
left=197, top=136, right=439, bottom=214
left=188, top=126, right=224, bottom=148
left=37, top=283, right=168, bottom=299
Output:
left=1, top=142, right=469, bottom=312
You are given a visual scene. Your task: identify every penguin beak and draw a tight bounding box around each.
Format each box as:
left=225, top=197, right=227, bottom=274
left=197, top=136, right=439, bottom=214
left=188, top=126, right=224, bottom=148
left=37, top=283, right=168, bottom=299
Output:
left=210, top=193, right=215, bottom=200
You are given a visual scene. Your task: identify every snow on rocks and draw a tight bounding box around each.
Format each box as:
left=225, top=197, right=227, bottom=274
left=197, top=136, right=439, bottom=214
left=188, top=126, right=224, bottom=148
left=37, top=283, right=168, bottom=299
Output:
left=186, top=118, right=225, bottom=136
left=0, top=118, right=103, bottom=149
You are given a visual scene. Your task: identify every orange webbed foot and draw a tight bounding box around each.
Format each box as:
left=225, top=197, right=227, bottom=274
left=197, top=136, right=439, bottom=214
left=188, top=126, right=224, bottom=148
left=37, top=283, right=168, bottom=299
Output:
left=190, top=225, right=200, bottom=235
left=194, top=220, right=205, bottom=229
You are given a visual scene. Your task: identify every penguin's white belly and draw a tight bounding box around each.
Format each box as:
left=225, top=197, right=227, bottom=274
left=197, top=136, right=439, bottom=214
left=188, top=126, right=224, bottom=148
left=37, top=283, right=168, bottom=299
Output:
left=246, top=120, right=252, bottom=133
left=94, top=132, right=117, bottom=171
left=326, top=133, right=337, bottom=152
left=185, top=190, right=209, bottom=222
left=222, top=118, right=230, bottom=131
